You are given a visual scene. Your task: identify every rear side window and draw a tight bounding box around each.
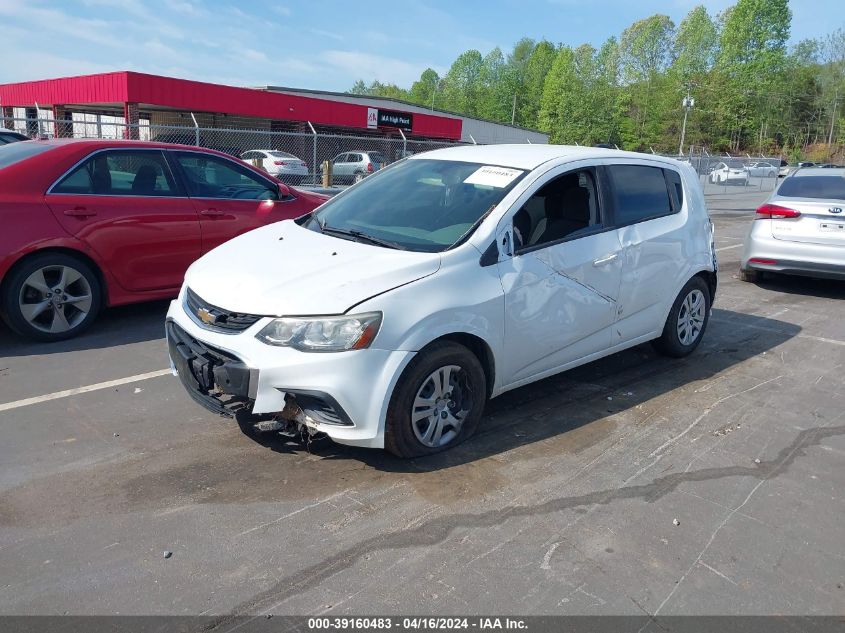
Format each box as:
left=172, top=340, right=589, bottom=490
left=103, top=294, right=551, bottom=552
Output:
left=0, top=141, right=54, bottom=169
left=52, top=150, right=177, bottom=196
left=607, top=165, right=673, bottom=225
left=777, top=176, right=845, bottom=200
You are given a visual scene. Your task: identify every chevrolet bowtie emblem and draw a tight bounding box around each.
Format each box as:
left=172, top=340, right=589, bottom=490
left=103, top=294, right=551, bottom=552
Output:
left=197, top=307, right=216, bottom=325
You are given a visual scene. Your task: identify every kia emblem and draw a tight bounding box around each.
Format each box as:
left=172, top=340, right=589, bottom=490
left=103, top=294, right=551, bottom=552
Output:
left=830, top=207, right=843, bottom=214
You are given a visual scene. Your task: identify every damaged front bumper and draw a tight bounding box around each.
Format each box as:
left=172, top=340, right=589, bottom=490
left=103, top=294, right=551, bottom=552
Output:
left=165, top=298, right=415, bottom=449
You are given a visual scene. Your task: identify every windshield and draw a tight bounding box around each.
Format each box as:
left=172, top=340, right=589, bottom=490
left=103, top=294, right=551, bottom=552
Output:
left=0, top=141, right=55, bottom=170
left=726, top=160, right=745, bottom=169
left=269, top=151, right=297, bottom=158
left=306, top=159, right=526, bottom=252
left=368, top=152, right=386, bottom=164
left=778, top=176, right=845, bottom=200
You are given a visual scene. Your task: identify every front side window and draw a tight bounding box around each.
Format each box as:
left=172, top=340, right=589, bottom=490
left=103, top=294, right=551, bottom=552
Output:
left=607, top=164, right=673, bottom=226
left=174, top=152, right=277, bottom=200
left=513, top=169, right=601, bottom=251
left=306, top=159, right=525, bottom=252
left=52, top=150, right=177, bottom=196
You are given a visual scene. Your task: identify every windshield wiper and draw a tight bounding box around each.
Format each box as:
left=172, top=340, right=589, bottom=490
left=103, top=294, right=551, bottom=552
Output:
left=319, top=223, right=403, bottom=250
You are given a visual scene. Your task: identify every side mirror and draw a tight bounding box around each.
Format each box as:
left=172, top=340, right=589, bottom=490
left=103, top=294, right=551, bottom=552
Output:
left=277, top=182, right=291, bottom=198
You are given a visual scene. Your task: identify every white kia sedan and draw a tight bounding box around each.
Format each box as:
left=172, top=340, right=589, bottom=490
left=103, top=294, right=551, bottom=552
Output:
left=167, top=145, right=717, bottom=457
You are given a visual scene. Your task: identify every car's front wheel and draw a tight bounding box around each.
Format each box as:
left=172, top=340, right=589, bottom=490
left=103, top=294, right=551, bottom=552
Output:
left=1, top=252, right=102, bottom=341
left=652, top=277, right=710, bottom=358
left=385, top=341, right=487, bottom=458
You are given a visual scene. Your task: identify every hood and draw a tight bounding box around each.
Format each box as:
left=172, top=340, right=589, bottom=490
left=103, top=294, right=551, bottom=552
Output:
left=185, top=221, right=441, bottom=316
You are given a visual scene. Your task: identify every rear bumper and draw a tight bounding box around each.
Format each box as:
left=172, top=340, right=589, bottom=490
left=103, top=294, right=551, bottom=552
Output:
left=742, top=221, right=845, bottom=280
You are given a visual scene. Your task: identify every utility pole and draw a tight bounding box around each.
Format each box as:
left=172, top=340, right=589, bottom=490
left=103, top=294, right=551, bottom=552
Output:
left=511, top=93, right=517, bottom=125
left=828, top=90, right=839, bottom=149
left=679, top=86, right=694, bottom=156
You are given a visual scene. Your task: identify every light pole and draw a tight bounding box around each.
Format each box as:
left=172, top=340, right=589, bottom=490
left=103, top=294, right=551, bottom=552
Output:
left=679, top=89, right=694, bottom=156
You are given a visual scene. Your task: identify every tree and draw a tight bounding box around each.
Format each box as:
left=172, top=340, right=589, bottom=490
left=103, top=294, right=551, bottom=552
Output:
left=672, top=6, right=718, bottom=79
left=517, top=40, right=557, bottom=128
left=441, top=50, right=484, bottom=116
left=539, top=47, right=580, bottom=143
left=620, top=14, right=675, bottom=146
left=409, top=68, right=441, bottom=108
left=716, top=0, right=791, bottom=150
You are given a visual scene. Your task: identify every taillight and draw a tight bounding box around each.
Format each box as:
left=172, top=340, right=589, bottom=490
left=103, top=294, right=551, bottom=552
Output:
left=367, top=162, right=373, bottom=172
left=756, top=203, right=801, bottom=219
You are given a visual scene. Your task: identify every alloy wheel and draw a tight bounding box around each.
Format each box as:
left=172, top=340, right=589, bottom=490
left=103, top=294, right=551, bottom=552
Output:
left=676, top=288, right=705, bottom=346
left=411, top=364, right=473, bottom=448
left=18, top=265, right=93, bottom=334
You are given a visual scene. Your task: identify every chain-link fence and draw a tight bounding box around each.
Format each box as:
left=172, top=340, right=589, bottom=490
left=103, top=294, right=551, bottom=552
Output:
left=1, top=115, right=466, bottom=187
left=2, top=114, right=786, bottom=195
left=660, top=147, right=785, bottom=196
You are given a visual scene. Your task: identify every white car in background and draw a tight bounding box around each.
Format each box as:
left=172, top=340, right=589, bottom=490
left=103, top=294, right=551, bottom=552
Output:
left=167, top=145, right=717, bottom=457
left=240, top=150, right=308, bottom=184
left=709, top=160, right=749, bottom=185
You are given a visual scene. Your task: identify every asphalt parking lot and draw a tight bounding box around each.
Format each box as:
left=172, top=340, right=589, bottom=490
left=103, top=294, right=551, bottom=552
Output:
left=1, top=187, right=843, bottom=622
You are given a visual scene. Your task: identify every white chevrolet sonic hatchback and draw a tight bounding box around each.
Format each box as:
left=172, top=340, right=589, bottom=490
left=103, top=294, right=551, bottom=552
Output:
left=167, top=145, right=717, bottom=457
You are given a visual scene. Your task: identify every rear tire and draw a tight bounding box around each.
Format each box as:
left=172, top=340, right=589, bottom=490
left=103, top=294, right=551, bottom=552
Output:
left=385, top=342, right=486, bottom=458
left=1, top=252, right=102, bottom=342
left=739, top=267, right=760, bottom=283
left=652, top=277, right=710, bottom=358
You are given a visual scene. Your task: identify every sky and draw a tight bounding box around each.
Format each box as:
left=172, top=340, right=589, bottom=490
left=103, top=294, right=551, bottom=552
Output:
left=0, top=0, right=842, bottom=92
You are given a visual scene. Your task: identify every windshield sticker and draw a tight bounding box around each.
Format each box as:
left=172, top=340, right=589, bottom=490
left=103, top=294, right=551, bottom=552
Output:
left=464, top=166, right=523, bottom=188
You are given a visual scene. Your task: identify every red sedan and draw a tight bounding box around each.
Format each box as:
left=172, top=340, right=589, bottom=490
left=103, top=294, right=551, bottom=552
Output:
left=0, top=139, right=328, bottom=341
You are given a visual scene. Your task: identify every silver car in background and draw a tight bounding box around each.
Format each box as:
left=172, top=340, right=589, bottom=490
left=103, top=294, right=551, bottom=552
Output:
left=740, top=167, right=845, bottom=282
left=746, top=161, right=777, bottom=178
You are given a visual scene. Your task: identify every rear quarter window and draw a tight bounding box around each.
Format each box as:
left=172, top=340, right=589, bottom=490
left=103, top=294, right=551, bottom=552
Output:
left=777, top=176, right=845, bottom=200
left=0, top=142, right=55, bottom=170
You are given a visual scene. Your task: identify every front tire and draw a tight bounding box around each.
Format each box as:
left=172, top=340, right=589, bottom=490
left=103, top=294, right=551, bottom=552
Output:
left=1, top=252, right=102, bottom=341
left=652, top=277, right=710, bottom=358
left=385, top=341, right=487, bottom=458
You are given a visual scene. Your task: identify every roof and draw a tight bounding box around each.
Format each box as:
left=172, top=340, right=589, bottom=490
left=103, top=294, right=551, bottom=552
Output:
left=409, top=144, right=683, bottom=170
left=0, top=71, right=463, bottom=140
left=262, top=85, right=547, bottom=136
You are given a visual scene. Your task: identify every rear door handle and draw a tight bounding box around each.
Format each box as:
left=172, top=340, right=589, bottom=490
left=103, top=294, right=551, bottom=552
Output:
left=63, top=206, right=97, bottom=218
left=593, top=253, right=619, bottom=267
left=200, top=208, right=225, bottom=217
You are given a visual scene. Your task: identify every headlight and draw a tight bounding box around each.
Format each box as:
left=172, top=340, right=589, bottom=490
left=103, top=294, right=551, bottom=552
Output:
left=255, top=312, right=382, bottom=351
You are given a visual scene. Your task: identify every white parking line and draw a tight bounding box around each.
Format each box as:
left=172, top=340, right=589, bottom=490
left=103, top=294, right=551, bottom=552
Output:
left=0, top=369, right=171, bottom=413
left=715, top=244, right=743, bottom=252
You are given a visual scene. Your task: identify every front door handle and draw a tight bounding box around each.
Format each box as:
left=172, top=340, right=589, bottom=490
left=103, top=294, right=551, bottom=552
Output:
left=63, top=206, right=97, bottom=218
left=593, top=253, right=619, bottom=267
left=200, top=208, right=225, bottom=217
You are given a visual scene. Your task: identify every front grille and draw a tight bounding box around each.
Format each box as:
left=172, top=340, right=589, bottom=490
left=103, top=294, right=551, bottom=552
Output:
left=185, top=288, right=263, bottom=333
left=167, top=320, right=254, bottom=417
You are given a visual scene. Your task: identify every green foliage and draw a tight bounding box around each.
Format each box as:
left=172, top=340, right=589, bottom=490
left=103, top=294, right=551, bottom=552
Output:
left=349, top=1, right=842, bottom=156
